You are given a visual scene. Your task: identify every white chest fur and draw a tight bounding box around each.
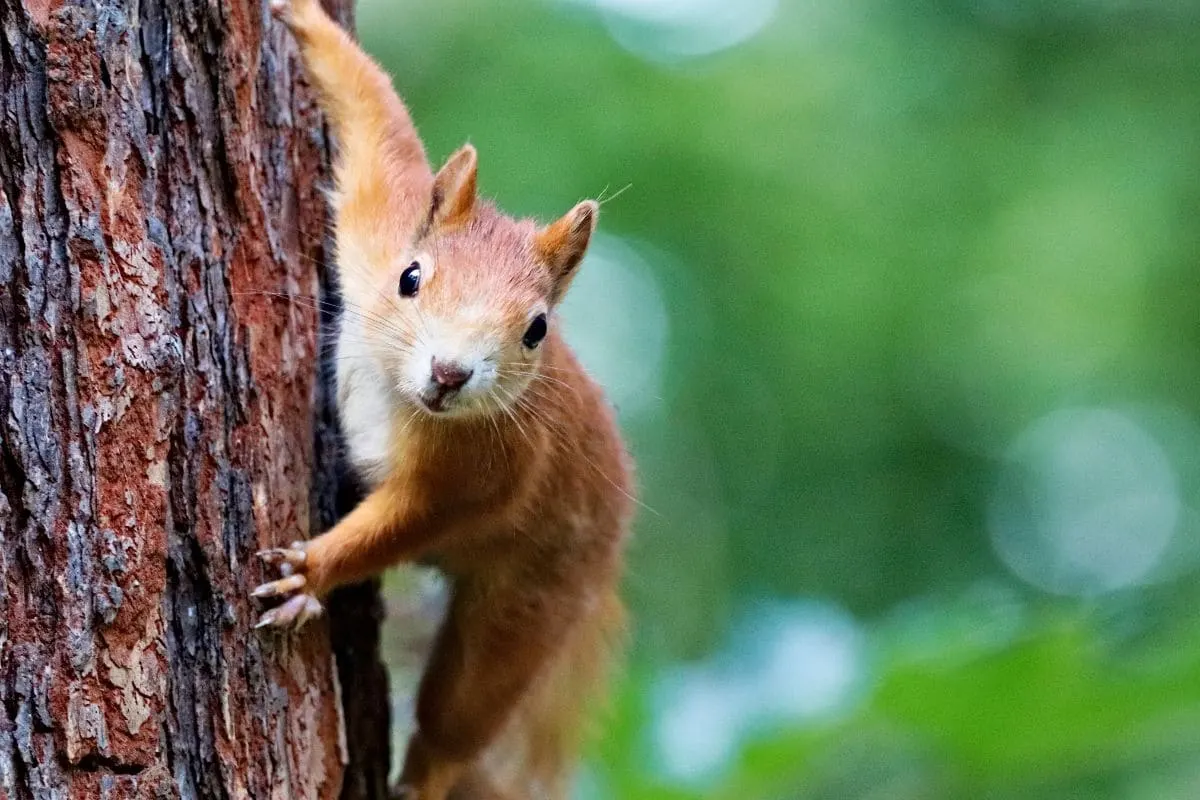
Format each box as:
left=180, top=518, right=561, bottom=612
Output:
left=335, top=319, right=395, bottom=487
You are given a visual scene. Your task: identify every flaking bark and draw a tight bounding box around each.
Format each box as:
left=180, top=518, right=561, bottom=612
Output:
left=0, top=0, right=389, bottom=797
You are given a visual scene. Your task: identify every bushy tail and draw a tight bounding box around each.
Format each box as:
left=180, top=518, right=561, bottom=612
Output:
left=460, top=589, right=627, bottom=800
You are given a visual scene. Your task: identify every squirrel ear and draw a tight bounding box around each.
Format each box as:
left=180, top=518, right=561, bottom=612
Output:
left=430, top=144, right=478, bottom=229
left=535, top=200, right=598, bottom=299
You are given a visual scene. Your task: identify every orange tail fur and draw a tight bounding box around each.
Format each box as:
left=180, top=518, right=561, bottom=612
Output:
left=463, top=589, right=627, bottom=800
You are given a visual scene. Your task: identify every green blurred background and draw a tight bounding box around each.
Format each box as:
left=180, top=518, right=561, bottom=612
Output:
left=356, top=0, right=1200, bottom=796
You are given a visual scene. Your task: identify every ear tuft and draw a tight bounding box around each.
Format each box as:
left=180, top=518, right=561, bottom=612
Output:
left=535, top=200, right=598, bottom=293
left=430, top=144, right=478, bottom=229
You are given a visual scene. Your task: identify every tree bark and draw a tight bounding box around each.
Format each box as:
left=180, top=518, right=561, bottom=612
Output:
left=0, top=1, right=389, bottom=798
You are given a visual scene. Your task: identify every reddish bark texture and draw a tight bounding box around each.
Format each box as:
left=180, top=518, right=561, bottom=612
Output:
left=0, top=1, right=388, bottom=798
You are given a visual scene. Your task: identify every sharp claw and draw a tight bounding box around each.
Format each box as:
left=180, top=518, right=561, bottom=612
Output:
left=298, top=595, right=323, bottom=626
left=252, top=574, right=308, bottom=599
left=257, top=547, right=307, bottom=567
left=254, top=593, right=323, bottom=631
left=257, top=596, right=302, bottom=628
left=279, top=594, right=323, bottom=629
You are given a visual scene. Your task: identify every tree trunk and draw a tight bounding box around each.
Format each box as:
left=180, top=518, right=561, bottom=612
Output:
left=0, top=1, right=390, bottom=797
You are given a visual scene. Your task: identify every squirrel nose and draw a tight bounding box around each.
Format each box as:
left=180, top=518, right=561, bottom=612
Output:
left=431, top=358, right=473, bottom=390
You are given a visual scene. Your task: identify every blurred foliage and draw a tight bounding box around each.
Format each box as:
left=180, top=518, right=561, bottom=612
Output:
left=359, top=0, right=1200, bottom=797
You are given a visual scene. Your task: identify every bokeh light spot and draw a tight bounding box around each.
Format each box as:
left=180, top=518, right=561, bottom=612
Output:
left=558, top=234, right=669, bottom=420
left=653, top=599, right=867, bottom=785
left=988, top=408, right=1180, bottom=596
left=560, top=0, right=778, bottom=62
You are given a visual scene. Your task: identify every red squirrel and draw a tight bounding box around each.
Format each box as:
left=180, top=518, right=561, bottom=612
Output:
left=253, top=2, right=635, bottom=798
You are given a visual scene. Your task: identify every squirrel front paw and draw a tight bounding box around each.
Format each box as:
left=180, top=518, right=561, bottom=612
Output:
left=253, top=542, right=324, bottom=629
left=268, top=0, right=321, bottom=27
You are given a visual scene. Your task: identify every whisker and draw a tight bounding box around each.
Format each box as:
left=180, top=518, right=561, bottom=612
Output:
left=235, top=288, right=416, bottom=346
left=510, top=390, right=659, bottom=518
left=595, top=182, right=633, bottom=207
left=498, top=370, right=580, bottom=397
left=493, top=384, right=535, bottom=448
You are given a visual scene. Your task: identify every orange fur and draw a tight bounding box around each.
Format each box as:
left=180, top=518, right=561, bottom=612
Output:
left=258, top=3, right=635, bottom=799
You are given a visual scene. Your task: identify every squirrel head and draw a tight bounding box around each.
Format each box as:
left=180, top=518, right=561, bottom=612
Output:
left=338, top=143, right=598, bottom=419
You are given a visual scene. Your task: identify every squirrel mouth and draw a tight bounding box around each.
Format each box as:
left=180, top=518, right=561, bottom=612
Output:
left=420, top=386, right=459, bottom=413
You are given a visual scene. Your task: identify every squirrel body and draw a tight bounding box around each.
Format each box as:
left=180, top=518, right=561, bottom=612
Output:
left=254, top=3, right=635, bottom=799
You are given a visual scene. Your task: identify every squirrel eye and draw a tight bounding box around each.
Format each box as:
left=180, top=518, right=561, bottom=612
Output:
left=399, top=262, right=421, bottom=297
left=522, top=313, right=548, bottom=349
